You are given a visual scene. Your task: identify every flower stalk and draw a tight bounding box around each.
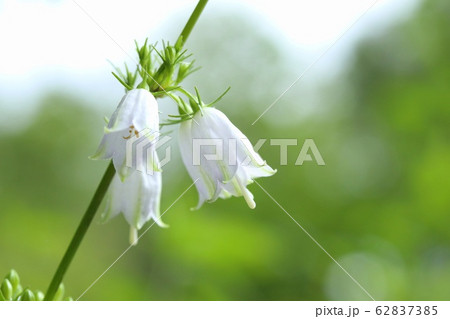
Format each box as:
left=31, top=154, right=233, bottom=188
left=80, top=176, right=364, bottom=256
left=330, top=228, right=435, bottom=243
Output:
left=177, top=0, right=209, bottom=48
left=44, top=162, right=115, bottom=300
left=44, top=0, right=209, bottom=301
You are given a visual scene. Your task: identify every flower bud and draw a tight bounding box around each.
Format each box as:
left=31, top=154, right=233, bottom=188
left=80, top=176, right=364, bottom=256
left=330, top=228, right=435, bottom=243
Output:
left=6, top=269, right=20, bottom=292
left=20, top=289, right=35, bottom=301
left=1, top=279, right=13, bottom=301
left=35, top=290, right=45, bottom=301
left=13, top=284, right=23, bottom=300
left=54, top=283, right=65, bottom=301
left=176, top=61, right=195, bottom=83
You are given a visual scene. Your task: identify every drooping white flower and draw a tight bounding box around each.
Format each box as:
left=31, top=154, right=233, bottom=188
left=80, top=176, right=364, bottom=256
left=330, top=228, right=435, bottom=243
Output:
left=178, top=107, right=276, bottom=209
left=91, top=88, right=165, bottom=244
left=102, top=169, right=166, bottom=245
left=90, top=88, right=160, bottom=180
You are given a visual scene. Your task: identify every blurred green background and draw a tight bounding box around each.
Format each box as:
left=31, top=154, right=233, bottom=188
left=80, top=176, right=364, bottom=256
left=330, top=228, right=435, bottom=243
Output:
left=1, top=0, right=449, bottom=300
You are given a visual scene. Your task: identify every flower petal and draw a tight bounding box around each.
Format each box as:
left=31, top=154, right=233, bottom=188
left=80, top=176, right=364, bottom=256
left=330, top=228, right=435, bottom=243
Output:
left=179, top=120, right=215, bottom=208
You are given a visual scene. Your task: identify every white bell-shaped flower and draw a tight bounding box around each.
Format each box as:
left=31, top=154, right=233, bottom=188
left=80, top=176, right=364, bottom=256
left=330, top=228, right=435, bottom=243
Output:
left=91, top=88, right=159, bottom=180
left=102, top=169, right=166, bottom=245
left=91, top=88, right=164, bottom=244
left=178, top=107, right=276, bottom=209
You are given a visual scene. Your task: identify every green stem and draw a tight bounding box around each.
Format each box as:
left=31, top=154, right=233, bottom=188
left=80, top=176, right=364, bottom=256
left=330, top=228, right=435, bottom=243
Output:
left=44, top=0, right=209, bottom=301
left=150, top=0, right=208, bottom=91
left=177, top=0, right=209, bottom=47
left=44, top=162, right=115, bottom=300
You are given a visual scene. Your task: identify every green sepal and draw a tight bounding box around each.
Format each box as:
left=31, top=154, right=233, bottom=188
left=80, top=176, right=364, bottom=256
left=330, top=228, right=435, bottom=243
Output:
left=205, top=86, right=231, bottom=107
left=112, top=72, right=133, bottom=91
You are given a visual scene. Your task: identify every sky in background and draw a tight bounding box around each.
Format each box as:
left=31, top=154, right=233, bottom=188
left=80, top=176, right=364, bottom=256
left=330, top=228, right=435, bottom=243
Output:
left=0, top=0, right=420, bottom=114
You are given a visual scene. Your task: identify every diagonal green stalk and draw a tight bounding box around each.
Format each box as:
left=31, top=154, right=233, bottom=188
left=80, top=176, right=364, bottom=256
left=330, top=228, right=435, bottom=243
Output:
left=177, top=0, right=208, bottom=47
left=44, top=162, right=115, bottom=300
left=44, top=0, right=209, bottom=301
